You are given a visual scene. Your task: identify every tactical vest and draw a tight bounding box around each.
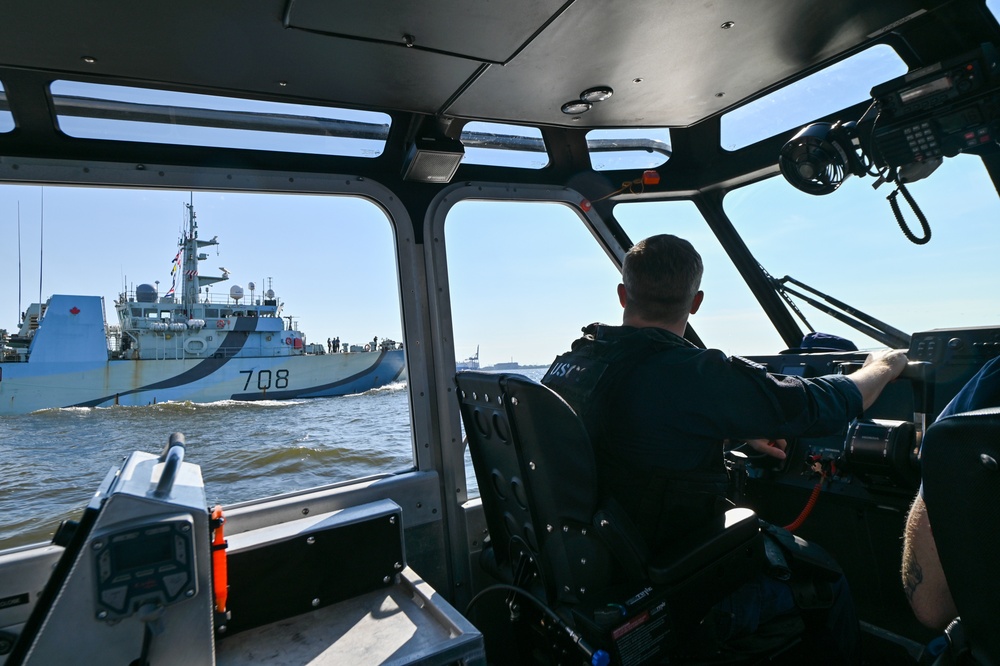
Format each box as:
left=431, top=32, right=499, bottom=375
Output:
left=542, top=324, right=730, bottom=551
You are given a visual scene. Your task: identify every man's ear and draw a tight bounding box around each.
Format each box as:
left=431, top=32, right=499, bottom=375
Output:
left=690, top=290, right=704, bottom=315
left=617, top=283, right=628, bottom=308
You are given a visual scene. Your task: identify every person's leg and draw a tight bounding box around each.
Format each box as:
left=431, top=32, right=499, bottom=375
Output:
left=709, top=573, right=797, bottom=640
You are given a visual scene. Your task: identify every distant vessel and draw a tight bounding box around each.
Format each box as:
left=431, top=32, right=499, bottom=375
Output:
left=456, top=346, right=480, bottom=371
left=0, top=203, right=405, bottom=415
left=492, top=359, right=521, bottom=370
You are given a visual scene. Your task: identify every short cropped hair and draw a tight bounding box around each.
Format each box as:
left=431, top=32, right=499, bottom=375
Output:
left=621, top=234, right=703, bottom=322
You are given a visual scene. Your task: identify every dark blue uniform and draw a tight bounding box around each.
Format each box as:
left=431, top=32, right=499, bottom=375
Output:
left=543, top=323, right=864, bottom=661
left=543, top=323, right=862, bottom=550
left=937, top=355, right=1000, bottom=419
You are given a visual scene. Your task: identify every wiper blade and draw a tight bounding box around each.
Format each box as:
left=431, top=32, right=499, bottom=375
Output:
left=773, top=274, right=911, bottom=349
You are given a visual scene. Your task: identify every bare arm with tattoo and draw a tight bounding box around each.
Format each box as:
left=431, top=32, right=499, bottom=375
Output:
left=901, top=494, right=958, bottom=629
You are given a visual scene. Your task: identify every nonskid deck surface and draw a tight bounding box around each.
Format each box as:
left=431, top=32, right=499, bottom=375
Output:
left=216, top=568, right=484, bottom=665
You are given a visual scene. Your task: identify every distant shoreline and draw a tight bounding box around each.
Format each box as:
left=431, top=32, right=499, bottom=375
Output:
left=478, top=363, right=549, bottom=371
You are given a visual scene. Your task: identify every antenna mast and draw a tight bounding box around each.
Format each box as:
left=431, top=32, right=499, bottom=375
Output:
left=37, top=187, right=44, bottom=306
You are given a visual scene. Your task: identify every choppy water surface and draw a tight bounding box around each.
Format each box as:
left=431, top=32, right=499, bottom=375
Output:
left=0, top=381, right=414, bottom=549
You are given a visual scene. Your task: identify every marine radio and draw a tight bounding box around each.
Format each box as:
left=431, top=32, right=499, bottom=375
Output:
left=780, top=43, right=1000, bottom=197
left=869, top=43, right=1000, bottom=169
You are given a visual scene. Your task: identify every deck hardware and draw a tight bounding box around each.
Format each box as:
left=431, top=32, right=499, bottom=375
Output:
left=981, top=453, right=998, bottom=470
left=529, top=461, right=536, bottom=470
left=383, top=576, right=392, bottom=584
left=306, top=536, right=316, bottom=545
left=511, top=397, right=518, bottom=406
left=312, top=598, right=321, bottom=607
left=390, top=515, right=396, bottom=524
left=721, top=21, right=735, bottom=29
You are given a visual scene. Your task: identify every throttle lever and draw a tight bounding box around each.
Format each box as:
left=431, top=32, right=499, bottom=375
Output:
left=899, top=361, right=934, bottom=451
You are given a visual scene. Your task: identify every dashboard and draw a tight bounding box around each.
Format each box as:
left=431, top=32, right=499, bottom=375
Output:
left=735, top=326, right=999, bottom=637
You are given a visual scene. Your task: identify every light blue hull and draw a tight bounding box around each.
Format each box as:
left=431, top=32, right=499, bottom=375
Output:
left=0, top=349, right=406, bottom=415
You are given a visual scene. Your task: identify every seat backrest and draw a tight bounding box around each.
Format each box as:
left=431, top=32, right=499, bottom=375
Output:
left=921, top=407, right=1000, bottom=665
left=457, top=371, right=626, bottom=605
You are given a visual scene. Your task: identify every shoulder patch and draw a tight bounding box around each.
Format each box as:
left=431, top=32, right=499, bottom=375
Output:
left=542, top=352, right=609, bottom=406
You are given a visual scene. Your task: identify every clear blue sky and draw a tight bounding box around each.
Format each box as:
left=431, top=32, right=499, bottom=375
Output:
left=2, top=148, right=997, bottom=368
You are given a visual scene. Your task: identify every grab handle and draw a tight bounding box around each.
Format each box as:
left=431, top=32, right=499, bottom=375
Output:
left=153, top=432, right=186, bottom=498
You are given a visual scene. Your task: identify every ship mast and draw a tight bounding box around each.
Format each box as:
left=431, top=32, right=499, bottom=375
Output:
left=180, top=201, right=224, bottom=307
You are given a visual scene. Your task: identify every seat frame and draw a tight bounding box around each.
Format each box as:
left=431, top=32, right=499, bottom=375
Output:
left=457, top=371, right=766, bottom=664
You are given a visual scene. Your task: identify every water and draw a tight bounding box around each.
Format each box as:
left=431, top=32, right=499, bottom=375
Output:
left=0, top=367, right=549, bottom=551
left=0, top=381, right=414, bottom=550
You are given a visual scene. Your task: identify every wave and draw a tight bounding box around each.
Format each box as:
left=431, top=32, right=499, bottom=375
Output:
left=342, top=380, right=408, bottom=398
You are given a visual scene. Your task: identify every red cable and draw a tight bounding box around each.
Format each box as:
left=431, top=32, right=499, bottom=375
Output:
left=783, top=476, right=824, bottom=532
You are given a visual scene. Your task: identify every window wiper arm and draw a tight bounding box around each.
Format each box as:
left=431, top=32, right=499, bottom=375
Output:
left=773, top=275, right=911, bottom=350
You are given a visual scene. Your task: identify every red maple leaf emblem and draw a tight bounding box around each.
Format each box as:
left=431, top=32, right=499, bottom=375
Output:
left=70, top=307, right=80, bottom=315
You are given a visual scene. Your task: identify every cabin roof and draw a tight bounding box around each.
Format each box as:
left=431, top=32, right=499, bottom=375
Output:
left=0, top=1, right=997, bottom=192
left=0, top=1, right=991, bottom=128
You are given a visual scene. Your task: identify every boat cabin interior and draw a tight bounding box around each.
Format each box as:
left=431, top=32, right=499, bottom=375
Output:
left=1, top=1, right=1000, bottom=664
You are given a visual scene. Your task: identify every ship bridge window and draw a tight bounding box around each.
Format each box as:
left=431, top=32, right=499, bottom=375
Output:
left=445, top=200, right=624, bottom=496
left=721, top=45, right=907, bottom=151
left=615, top=200, right=781, bottom=355
left=0, top=185, right=411, bottom=549
left=723, top=154, right=1000, bottom=349
left=459, top=122, right=548, bottom=169
left=49, top=81, right=391, bottom=157
left=586, top=128, right=671, bottom=171
left=0, top=82, right=13, bottom=133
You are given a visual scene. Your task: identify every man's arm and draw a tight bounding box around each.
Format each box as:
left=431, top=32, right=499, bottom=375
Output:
left=901, top=493, right=958, bottom=630
left=848, top=349, right=909, bottom=410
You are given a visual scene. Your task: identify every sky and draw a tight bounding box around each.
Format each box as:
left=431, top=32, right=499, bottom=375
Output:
left=1, top=148, right=998, bottom=369
left=3, top=21, right=1000, bottom=367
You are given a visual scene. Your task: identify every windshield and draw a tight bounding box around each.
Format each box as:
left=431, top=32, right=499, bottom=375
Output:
left=723, top=154, right=1000, bottom=353
left=616, top=154, right=999, bottom=356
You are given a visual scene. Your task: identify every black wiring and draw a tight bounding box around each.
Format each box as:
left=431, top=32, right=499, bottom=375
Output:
left=887, top=171, right=933, bottom=245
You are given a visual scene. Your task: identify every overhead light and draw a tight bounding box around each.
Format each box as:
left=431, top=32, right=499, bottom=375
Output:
left=580, top=86, right=613, bottom=103
left=561, top=100, right=592, bottom=115
left=401, top=119, right=465, bottom=183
